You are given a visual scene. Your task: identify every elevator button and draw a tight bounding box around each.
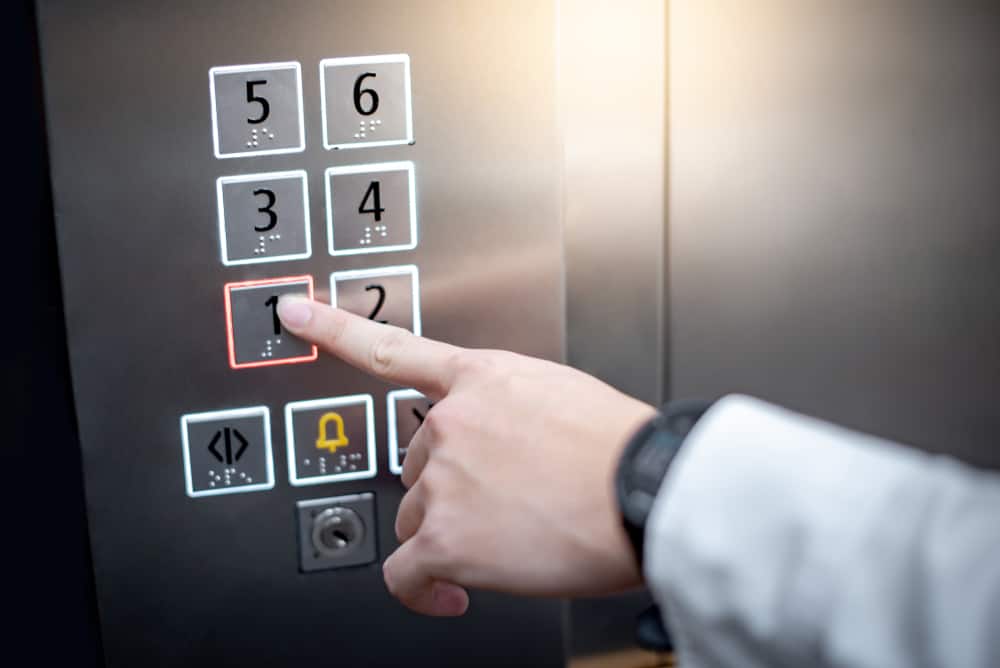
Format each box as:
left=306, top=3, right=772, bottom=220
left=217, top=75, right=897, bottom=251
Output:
left=386, top=389, right=431, bottom=475
left=224, top=275, right=318, bottom=370
left=180, top=406, right=274, bottom=498
left=320, top=54, right=413, bottom=150
left=325, top=161, right=417, bottom=256
left=331, top=265, right=421, bottom=334
left=209, top=61, right=305, bottom=159
left=216, top=170, right=311, bottom=266
left=285, top=395, right=377, bottom=486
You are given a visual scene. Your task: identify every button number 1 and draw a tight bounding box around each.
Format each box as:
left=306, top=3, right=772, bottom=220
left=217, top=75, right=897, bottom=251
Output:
left=265, top=295, right=281, bottom=335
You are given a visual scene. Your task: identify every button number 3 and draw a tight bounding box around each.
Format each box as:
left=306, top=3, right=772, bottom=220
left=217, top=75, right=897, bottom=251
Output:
left=252, top=188, right=277, bottom=232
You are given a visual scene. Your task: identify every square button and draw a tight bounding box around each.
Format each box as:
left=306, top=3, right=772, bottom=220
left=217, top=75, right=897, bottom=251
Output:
left=386, top=389, right=431, bottom=475
left=224, top=275, right=318, bottom=370
left=216, top=170, right=311, bottom=266
left=209, top=61, right=305, bottom=159
left=331, top=265, right=421, bottom=335
left=325, top=161, right=417, bottom=256
left=285, top=395, right=377, bottom=486
left=320, top=54, right=414, bottom=150
left=181, top=406, right=274, bottom=498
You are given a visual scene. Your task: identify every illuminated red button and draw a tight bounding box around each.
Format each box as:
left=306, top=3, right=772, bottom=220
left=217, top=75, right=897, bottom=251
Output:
left=223, top=275, right=318, bottom=369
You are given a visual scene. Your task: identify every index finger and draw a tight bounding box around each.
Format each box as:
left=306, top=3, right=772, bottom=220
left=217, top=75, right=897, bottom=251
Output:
left=277, top=295, right=460, bottom=399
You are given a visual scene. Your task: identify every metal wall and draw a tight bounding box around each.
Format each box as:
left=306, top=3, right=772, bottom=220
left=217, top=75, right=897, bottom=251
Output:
left=669, top=0, right=1000, bottom=468
left=37, top=1, right=566, bottom=665
left=559, top=0, right=667, bottom=659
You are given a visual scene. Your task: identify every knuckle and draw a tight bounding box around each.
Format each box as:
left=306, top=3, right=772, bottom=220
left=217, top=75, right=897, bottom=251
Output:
left=420, top=402, right=453, bottom=442
left=369, top=327, right=406, bottom=376
left=416, top=521, right=455, bottom=568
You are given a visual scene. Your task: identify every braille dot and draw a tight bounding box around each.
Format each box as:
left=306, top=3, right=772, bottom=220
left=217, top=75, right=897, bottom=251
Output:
left=246, top=141, right=253, bottom=148
left=246, top=477, right=252, bottom=483
left=269, top=133, right=275, bottom=139
left=376, top=120, right=382, bottom=125
left=360, top=133, right=366, bottom=138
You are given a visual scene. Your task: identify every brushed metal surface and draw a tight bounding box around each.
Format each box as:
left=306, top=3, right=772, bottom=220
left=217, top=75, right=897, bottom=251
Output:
left=669, top=1, right=1000, bottom=468
left=38, top=1, right=565, bottom=665
left=559, top=0, right=667, bottom=659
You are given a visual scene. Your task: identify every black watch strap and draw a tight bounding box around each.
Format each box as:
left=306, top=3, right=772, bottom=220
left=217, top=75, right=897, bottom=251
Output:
left=616, top=400, right=713, bottom=570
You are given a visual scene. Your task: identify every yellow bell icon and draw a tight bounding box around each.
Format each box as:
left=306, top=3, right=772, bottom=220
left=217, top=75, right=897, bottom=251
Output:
left=316, top=412, right=349, bottom=453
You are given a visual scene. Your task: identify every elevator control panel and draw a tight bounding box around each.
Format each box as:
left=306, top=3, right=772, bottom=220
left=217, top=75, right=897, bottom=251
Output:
left=39, top=1, right=566, bottom=665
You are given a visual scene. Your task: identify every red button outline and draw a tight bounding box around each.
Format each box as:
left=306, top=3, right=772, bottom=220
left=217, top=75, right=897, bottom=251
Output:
left=224, top=275, right=318, bottom=370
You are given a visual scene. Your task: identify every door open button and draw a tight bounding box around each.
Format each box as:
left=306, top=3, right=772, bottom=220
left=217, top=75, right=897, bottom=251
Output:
left=180, top=406, right=274, bottom=498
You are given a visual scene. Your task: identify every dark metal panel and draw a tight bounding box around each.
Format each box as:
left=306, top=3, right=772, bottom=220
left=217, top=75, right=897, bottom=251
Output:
left=37, top=1, right=565, bottom=665
left=670, top=1, right=1000, bottom=468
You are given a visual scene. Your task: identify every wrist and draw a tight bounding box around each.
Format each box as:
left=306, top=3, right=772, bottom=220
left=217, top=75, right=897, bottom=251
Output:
left=614, top=400, right=714, bottom=571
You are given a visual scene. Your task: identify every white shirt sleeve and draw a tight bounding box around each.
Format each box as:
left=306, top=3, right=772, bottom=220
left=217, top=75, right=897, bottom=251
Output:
left=644, top=394, right=1000, bottom=668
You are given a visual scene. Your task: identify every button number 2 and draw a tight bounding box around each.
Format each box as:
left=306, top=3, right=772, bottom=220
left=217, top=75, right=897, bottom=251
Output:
left=365, top=284, right=387, bottom=324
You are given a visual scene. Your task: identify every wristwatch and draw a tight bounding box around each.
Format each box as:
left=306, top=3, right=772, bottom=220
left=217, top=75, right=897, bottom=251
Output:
left=615, top=399, right=713, bottom=569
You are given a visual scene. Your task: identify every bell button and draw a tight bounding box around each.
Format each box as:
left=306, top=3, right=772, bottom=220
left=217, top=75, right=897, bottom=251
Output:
left=316, top=412, right=350, bottom=453
left=285, top=395, right=376, bottom=486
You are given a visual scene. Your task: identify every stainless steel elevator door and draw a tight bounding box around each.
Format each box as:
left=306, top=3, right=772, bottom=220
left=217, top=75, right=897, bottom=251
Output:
left=670, top=1, right=1000, bottom=468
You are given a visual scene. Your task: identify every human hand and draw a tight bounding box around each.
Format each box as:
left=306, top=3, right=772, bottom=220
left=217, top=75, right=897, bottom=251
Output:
left=277, top=297, right=655, bottom=616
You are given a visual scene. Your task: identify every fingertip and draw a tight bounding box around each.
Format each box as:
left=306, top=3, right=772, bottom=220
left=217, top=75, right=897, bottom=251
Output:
left=431, top=581, right=470, bottom=616
left=276, top=294, right=314, bottom=330
left=382, top=556, right=468, bottom=617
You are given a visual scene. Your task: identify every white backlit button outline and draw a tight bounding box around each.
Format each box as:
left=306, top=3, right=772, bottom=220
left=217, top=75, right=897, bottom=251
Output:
left=319, top=53, right=414, bottom=150
left=209, top=61, right=306, bottom=159
left=325, top=161, right=418, bottom=257
left=330, top=264, right=422, bottom=336
left=285, top=394, right=378, bottom=486
left=216, top=170, right=312, bottom=266
left=386, top=388, right=426, bottom=475
left=180, top=406, right=274, bottom=498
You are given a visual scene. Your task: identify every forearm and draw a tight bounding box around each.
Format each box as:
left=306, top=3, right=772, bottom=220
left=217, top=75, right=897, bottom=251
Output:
left=646, top=395, right=1000, bottom=668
